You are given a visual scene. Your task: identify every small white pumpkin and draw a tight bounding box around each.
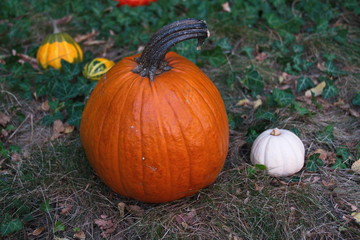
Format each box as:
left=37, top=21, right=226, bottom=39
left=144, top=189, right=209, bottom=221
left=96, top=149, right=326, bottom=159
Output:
left=250, top=128, right=305, bottom=177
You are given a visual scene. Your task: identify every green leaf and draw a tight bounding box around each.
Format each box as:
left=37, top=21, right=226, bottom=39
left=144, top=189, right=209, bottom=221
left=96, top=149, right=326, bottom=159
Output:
left=241, top=46, right=254, bottom=58
left=255, top=110, right=277, bottom=122
left=52, top=81, right=80, bottom=101
left=352, top=93, right=360, bottom=106
left=293, top=102, right=311, bottom=116
left=317, top=125, right=334, bottom=143
left=306, top=153, right=323, bottom=172
left=322, top=84, right=339, bottom=99
left=290, top=127, right=300, bottom=137
left=254, top=164, right=267, bottom=170
left=331, top=158, right=348, bottom=170
left=54, top=221, right=65, bottom=233
left=40, top=200, right=52, bottom=213
left=324, top=61, right=346, bottom=76
left=272, top=88, right=295, bottom=107
left=296, top=77, right=314, bottom=92
left=0, top=219, right=23, bottom=236
left=241, top=67, right=264, bottom=96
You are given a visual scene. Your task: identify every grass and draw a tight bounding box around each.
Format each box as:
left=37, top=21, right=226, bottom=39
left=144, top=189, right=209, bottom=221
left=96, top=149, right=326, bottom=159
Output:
left=1, top=0, right=360, bottom=239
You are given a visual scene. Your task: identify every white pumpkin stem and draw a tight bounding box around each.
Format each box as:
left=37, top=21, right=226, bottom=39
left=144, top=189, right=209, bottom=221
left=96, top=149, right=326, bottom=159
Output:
left=270, top=128, right=281, bottom=136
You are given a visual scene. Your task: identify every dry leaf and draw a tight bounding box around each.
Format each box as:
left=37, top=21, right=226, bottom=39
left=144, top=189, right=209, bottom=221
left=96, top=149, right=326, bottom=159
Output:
left=83, top=40, right=107, bottom=46
left=51, top=120, right=65, bottom=140
left=63, top=124, right=75, bottom=134
left=255, top=52, right=268, bottom=62
left=254, top=183, right=264, bottom=191
left=236, top=98, right=250, bottom=106
left=305, top=81, right=326, bottom=98
left=351, top=159, right=360, bottom=173
left=349, top=109, right=360, bottom=118
left=278, top=72, right=289, bottom=84
left=174, top=209, right=197, bottom=225
left=127, top=205, right=144, bottom=217
left=16, top=53, right=39, bottom=69
left=73, top=231, right=86, bottom=240
left=253, top=99, right=262, bottom=109
left=222, top=2, right=231, bottom=12
left=74, top=29, right=99, bottom=43
left=40, top=101, right=50, bottom=111
left=31, top=226, right=45, bottom=236
left=351, top=212, right=360, bottom=224
left=11, top=153, right=22, bottom=162
left=117, top=202, right=126, bottom=217
left=0, top=112, right=11, bottom=126
left=317, top=62, right=326, bottom=71
left=94, top=218, right=116, bottom=238
left=54, top=15, right=73, bottom=25
left=1, top=129, right=8, bottom=138
left=321, top=179, right=335, bottom=187
left=236, top=98, right=262, bottom=109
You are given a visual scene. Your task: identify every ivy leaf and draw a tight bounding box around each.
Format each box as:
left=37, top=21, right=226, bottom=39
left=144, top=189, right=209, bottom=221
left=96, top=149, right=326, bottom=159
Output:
left=352, top=93, right=360, bottom=106
left=293, top=102, right=311, bottom=115
left=255, top=110, right=277, bottom=122
left=272, top=88, right=294, bottom=107
left=296, top=76, right=314, bottom=92
left=52, top=81, right=80, bottom=101
left=0, top=218, right=23, bottom=236
left=322, top=84, right=339, bottom=99
left=241, top=67, right=264, bottom=96
left=331, top=158, right=348, bottom=170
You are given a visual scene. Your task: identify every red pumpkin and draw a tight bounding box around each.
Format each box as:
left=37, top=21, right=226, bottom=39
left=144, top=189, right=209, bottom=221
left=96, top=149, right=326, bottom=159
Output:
left=115, top=0, right=157, bottom=7
left=80, top=19, right=229, bottom=203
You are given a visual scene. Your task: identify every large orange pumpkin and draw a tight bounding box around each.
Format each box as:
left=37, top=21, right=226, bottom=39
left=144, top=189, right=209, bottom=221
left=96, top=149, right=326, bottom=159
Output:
left=80, top=19, right=229, bottom=203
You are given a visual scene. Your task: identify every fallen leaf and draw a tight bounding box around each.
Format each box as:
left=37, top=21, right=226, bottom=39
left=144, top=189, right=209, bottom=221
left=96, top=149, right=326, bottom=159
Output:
left=40, top=101, right=50, bottom=111
left=305, top=81, right=326, bottom=98
left=321, top=179, right=335, bottom=188
left=278, top=72, right=290, bottom=84
left=252, top=99, right=262, bottom=109
left=54, top=15, right=73, bottom=25
left=254, top=183, right=264, bottom=191
left=63, top=124, right=75, bottom=134
left=255, top=52, right=267, bottom=62
left=51, top=120, right=65, bottom=140
left=317, top=62, right=326, bottom=71
left=11, top=153, right=22, bottom=162
left=1, top=129, right=8, bottom=138
left=0, top=112, right=11, bottom=126
left=351, top=159, right=360, bottom=173
left=16, top=53, right=39, bottom=69
left=351, top=212, right=360, bottom=224
left=94, top=217, right=116, bottom=238
left=349, top=109, right=360, bottom=118
left=222, top=2, right=231, bottom=12
left=83, top=40, right=107, bottom=46
left=236, top=98, right=250, bottom=106
left=73, top=231, right=86, bottom=240
left=31, top=226, right=45, bottom=236
left=59, top=203, right=72, bottom=215
left=174, top=209, right=197, bottom=225
left=236, top=98, right=262, bottom=109
left=74, top=29, right=99, bottom=43
left=117, top=202, right=126, bottom=217
left=127, top=205, right=144, bottom=217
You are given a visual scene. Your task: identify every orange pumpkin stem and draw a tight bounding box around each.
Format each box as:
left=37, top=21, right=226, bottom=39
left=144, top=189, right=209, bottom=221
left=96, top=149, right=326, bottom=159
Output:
left=132, top=18, right=209, bottom=81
